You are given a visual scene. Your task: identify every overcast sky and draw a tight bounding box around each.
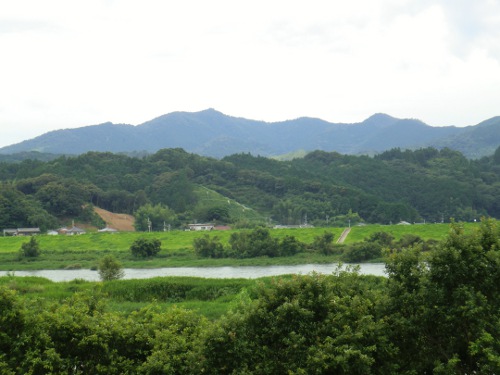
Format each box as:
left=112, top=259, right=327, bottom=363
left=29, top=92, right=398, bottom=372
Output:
left=1, top=0, right=500, bottom=148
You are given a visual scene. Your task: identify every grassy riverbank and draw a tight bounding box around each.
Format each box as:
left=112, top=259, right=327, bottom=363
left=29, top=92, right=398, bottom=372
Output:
left=0, top=223, right=478, bottom=271
left=0, top=274, right=266, bottom=319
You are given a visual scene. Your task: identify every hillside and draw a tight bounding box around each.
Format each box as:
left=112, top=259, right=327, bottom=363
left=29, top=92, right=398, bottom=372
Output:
left=2, top=146, right=500, bottom=233
left=1, top=109, right=498, bottom=159
left=94, top=207, right=135, bottom=232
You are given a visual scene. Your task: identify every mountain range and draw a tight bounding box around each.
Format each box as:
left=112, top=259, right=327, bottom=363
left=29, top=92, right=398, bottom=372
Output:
left=1, top=109, right=499, bottom=158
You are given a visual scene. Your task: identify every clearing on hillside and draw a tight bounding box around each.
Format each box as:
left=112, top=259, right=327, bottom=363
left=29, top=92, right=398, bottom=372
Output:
left=94, top=207, right=135, bottom=231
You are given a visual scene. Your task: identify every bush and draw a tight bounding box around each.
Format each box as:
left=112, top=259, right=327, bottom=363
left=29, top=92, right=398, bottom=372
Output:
left=342, top=242, right=382, bottom=262
left=19, top=237, right=41, bottom=259
left=279, top=235, right=305, bottom=256
left=193, top=234, right=226, bottom=258
left=130, top=237, right=162, bottom=257
left=98, top=255, right=124, bottom=281
left=229, top=227, right=279, bottom=258
left=311, top=231, right=336, bottom=255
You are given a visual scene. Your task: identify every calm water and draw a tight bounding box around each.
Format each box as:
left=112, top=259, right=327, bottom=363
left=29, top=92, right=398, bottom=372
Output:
left=0, top=263, right=386, bottom=281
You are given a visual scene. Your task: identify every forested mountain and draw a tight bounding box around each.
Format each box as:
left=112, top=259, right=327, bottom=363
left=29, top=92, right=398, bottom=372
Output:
left=1, top=109, right=499, bottom=158
left=1, top=146, right=500, bottom=231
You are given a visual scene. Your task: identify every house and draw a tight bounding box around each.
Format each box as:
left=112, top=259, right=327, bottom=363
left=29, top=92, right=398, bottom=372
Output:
left=17, top=228, right=41, bottom=236
left=59, top=226, right=86, bottom=235
left=188, top=223, right=214, bottom=231
left=2, top=228, right=40, bottom=236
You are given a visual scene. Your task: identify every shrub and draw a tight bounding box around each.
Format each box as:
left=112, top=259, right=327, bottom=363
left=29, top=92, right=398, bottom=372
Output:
left=98, top=255, right=124, bottom=281
left=342, top=242, right=382, bottom=262
left=193, top=234, right=226, bottom=258
left=130, top=237, right=162, bottom=257
left=279, top=235, right=305, bottom=256
left=229, top=227, right=279, bottom=258
left=19, top=237, right=41, bottom=259
left=311, top=231, right=336, bottom=255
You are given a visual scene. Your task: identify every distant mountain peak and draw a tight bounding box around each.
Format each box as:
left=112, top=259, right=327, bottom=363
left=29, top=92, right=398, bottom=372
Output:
left=0, top=109, right=497, bottom=159
left=362, top=113, right=399, bottom=127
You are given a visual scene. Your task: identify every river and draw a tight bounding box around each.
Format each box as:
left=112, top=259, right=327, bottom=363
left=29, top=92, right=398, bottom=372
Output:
left=0, top=263, right=386, bottom=281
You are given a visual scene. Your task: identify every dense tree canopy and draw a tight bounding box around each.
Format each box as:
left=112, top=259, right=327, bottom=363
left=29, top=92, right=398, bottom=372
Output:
left=1, top=146, right=500, bottom=230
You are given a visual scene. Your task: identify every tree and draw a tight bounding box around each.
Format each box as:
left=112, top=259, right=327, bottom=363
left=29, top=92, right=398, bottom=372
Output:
left=134, top=203, right=177, bottom=232
left=194, top=205, right=230, bottom=223
left=98, top=255, right=125, bottom=281
left=193, top=235, right=226, bottom=258
left=130, top=237, right=162, bottom=258
left=278, top=235, right=305, bottom=256
left=384, top=219, right=500, bottom=373
left=311, top=231, right=336, bottom=255
left=0, top=288, right=26, bottom=372
left=203, top=271, right=396, bottom=374
left=228, top=227, right=279, bottom=258
left=19, top=237, right=41, bottom=258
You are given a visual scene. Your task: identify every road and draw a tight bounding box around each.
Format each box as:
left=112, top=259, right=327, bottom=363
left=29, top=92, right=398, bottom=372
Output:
left=336, top=227, right=351, bottom=244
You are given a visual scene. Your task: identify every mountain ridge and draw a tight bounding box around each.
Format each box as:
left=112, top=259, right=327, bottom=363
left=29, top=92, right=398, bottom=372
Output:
left=1, top=109, right=499, bottom=158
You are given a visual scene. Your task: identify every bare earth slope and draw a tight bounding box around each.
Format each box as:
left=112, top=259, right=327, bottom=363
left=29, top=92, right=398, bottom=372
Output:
left=94, top=207, right=135, bottom=231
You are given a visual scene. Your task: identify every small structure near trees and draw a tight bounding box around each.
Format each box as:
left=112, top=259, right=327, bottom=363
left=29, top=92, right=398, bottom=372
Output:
left=3, top=228, right=41, bottom=236
left=188, top=223, right=214, bottom=231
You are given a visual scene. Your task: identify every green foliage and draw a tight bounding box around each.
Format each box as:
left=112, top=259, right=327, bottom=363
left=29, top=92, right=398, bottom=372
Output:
left=19, top=237, right=41, bottom=259
left=229, top=227, right=280, bottom=258
left=193, top=234, right=225, bottom=258
left=278, top=234, right=305, bottom=256
left=384, top=218, right=500, bottom=373
left=3, top=218, right=500, bottom=373
left=2, top=145, right=500, bottom=231
left=98, top=255, right=124, bottom=281
left=194, top=205, right=230, bottom=223
left=343, top=242, right=382, bottom=262
left=0, top=287, right=25, bottom=370
left=203, top=271, right=396, bottom=374
left=101, top=277, right=250, bottom=303
left=311, top=230, right=336, bottom=255
left=134, top=203, right=177, bottom=231
left=130, top=237, right=162, bottom=258
left=150, top=169, right=197, bottom=212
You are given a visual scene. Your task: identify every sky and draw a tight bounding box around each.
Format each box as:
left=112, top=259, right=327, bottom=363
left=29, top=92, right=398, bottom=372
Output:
left=1, top=0, right=500, bottom=148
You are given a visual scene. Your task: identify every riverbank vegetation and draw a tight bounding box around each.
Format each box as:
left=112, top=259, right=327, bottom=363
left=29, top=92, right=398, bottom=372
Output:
left=1, top=219, right=500, bottom=373
left=0, top=223, right=475, bottom=271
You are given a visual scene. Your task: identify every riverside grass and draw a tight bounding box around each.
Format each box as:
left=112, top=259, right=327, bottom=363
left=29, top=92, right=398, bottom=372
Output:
left=0, top=223, right=479, bottom=271
left=0, top=274, right=258, bottom=319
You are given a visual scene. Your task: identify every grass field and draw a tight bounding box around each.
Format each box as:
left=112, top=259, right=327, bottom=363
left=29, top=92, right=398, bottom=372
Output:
left=0, top=222, right=482, bottom=271
left=0, top=221, right=485, bottom=319
left=0, top=273, right=260, bottom=319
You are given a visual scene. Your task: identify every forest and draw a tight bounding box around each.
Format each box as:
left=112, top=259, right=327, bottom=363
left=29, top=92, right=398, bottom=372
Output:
left=1, top=219, right=500, bottom=373
left=1, top=146, right=500, bottom=231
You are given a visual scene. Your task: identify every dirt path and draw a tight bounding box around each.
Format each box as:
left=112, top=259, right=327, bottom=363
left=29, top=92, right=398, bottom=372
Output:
left=94, top=207, right=135, bottom=231
left=336, top=227, right=351, bottom=244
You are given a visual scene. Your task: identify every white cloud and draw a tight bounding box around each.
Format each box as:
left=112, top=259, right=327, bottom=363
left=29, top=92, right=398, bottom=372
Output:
left=0, top=0, right=499, bottom=147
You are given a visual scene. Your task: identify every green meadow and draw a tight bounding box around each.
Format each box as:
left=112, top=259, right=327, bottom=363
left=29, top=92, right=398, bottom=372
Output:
left=0, top=222, right=480, bottom=271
